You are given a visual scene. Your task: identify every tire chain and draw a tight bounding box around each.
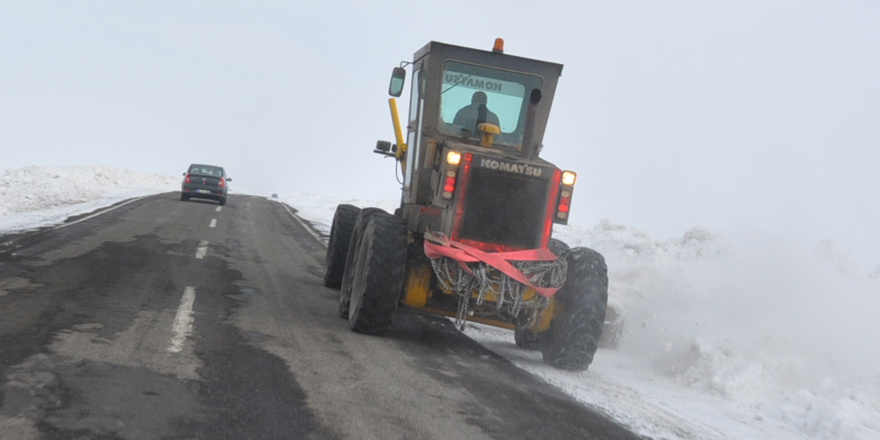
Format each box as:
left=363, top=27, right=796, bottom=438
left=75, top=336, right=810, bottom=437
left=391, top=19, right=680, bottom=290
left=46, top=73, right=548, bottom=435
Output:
left=430, top=256, right=567, bottom=329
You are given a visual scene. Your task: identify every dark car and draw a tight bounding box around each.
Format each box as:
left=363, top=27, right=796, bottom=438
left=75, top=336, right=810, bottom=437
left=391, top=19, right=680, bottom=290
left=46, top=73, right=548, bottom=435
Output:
left=181, top=164, right=231, bottom=205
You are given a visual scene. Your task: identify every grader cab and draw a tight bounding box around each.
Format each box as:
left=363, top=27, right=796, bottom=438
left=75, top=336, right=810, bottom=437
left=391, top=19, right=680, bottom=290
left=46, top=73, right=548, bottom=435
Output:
left=323, top=39, right=608, bottom=371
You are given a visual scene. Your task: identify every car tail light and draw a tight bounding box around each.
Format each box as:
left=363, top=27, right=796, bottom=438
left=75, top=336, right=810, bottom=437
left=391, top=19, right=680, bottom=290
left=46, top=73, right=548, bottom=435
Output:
left=184, top=174, right=191, bottom=183
left=218, top=178, right=225, bottom=188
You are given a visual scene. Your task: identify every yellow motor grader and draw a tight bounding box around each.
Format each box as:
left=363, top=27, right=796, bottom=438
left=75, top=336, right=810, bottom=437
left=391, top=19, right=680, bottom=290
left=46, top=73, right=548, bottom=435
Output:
left=323, top=39, right=608, bottom=371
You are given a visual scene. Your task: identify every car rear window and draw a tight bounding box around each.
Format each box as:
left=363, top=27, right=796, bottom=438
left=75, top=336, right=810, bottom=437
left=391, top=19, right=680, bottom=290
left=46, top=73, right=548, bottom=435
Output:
left=190, top=166, right=223, bottom=176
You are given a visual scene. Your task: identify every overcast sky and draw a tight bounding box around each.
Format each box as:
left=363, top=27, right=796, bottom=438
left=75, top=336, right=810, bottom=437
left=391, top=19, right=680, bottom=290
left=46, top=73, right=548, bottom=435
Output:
left=2, top=1, right=878, bottom=267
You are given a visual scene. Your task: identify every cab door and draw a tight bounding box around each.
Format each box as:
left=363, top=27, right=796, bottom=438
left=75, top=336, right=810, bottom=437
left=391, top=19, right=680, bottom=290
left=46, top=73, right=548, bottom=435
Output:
left=401, top=65, right=424, bottom=205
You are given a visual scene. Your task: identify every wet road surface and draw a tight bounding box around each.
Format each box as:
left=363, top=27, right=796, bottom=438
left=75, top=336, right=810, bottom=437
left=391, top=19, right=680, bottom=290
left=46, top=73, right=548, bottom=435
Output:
left=0, top=193, right=642, bottom=439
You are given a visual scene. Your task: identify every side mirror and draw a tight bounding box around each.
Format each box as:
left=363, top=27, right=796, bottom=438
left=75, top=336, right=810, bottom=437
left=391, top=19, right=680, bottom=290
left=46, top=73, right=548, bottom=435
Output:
left=388, top=67, right=406, bottom=97
left=226, top=177, right=232, bottom=182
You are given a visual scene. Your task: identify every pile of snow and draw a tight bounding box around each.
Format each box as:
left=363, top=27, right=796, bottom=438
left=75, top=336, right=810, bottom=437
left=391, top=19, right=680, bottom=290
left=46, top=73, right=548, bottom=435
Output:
left=555, top=222, right=880, bottom=439
left=283, top=193, right=400, bottom=235
left=290, top=193, right=880, bottom=440
left=0, top=165, right=179, bottom=233
left=3, top=168, right=878, bottom=439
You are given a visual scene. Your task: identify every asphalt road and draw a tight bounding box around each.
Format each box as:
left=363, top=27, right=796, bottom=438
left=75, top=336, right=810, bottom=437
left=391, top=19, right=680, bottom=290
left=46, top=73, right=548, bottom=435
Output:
left=0, top=193, right=642, bottom=440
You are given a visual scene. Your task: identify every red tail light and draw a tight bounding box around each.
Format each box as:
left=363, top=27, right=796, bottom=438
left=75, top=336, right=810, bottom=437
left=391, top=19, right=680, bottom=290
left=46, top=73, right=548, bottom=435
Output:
left=184, top=174, right=191, bottom=183
left=443, top=176, right=455, bottom=193
left=441, top=151, right=462, bottom=199
left=555, top=171, right=576, bottom=224
left=558, top=193, right=571, bottom=212
left=542, top=169, right=562, bottom=246
left=442, top=172, right=457, bottom=197
left=218, top=178, right=225, bottom=188
left=450, top=154, right=473, bottom=242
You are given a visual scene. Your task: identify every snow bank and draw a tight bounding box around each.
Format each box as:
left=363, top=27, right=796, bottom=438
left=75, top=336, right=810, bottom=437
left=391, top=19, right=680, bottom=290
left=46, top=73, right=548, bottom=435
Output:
left=283, top=193, right=399, bottom=237
left=0, top=165, right=178, bottom=233
left=554, top=221, right=880, bottom=439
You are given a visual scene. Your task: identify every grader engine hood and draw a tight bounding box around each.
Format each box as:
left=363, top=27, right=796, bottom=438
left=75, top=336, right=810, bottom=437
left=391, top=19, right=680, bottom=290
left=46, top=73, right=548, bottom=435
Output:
left=446, top=150, right=560, bottom=251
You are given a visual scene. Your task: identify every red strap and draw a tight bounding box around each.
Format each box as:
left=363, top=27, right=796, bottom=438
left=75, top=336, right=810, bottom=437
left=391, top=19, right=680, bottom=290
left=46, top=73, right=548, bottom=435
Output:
left=424, top=234, right=560, bottom=297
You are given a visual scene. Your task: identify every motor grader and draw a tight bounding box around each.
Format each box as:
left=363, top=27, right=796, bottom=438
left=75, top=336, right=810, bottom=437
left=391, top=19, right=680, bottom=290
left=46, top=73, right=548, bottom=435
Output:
left=323, top=39, right=608, bottom=371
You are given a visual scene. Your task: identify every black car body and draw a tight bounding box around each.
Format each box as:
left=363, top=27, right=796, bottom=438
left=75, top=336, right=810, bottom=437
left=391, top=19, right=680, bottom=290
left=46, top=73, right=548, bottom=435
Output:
left=181, top=164, right=230, bottom=205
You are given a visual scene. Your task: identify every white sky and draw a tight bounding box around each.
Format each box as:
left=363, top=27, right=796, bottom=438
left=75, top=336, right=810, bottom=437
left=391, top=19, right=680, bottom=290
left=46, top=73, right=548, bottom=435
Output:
left=2, top=1, right=878, bottom=267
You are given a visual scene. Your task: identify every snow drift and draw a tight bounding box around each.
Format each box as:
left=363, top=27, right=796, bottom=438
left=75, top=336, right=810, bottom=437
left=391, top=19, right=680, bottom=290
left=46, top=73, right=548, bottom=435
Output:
left=0, top=165, right=179, bottom=233
left=575, top=221, right=880, bottom=438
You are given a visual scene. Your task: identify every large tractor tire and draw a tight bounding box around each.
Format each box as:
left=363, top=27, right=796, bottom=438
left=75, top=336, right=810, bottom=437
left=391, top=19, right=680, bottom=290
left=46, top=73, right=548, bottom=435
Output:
left=541, top=247, right=608, bottom=371
left=514, top=238, right=570, bottom=351
left=514, top=323, right=541, bottom=350
left=347, top=212, right=408, bottom=335
left=323, top=204, right=360, bottom=288
left=338, top=208, right=386, bottom=319
left=547, top=238, right=570, bottom=257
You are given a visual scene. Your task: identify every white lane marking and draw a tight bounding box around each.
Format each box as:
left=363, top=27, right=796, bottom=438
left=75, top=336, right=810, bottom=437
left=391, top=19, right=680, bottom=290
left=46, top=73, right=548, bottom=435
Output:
left=195, top=240, right=209, bottom=259
left=209, top=219, right=217, bottom=228
left=168, top=286, right=196, bottom=353
left=53, top=195, right=153, bottom=230
left=280, top=203, right=326, bottom=246
left=215, top=206, right=222, bottom=212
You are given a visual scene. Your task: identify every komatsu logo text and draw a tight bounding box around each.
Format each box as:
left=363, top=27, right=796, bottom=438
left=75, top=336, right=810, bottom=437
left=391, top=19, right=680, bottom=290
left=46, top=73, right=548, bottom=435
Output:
left=444, top=74, right=503, bottom=92
left=479, top=159, right=543, bottom=177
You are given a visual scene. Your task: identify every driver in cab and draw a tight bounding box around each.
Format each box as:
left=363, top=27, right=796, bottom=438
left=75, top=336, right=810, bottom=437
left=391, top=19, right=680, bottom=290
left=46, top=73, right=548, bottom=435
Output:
left=453, top=91, right=500, bottom=135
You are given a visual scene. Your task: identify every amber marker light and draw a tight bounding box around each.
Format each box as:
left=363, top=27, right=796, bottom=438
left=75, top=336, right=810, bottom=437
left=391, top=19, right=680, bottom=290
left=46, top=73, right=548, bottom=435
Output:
left=561, top=171, right=577, bottom=186
left=493, top=38, right=504, bottom=53
left=447, top=151, right=462, bottom=165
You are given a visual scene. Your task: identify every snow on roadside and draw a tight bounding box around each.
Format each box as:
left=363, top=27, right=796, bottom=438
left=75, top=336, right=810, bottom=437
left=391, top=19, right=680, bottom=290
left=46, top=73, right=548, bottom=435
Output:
left=0, top=165, right=179, bottom=233
left=554, top=221, right=880, bottom=440
left=283, top=193, right=399, bottom=238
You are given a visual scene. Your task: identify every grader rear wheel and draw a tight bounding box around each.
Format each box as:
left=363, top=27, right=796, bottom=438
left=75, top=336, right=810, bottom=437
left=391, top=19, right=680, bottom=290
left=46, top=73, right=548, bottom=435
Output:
left=348, top=212, right=408, bottom=335
left=338, top=208, right=386, bottom=319
left=514, top=323, right=541, bottom=350
left=323, top=204, right=360, bottom=288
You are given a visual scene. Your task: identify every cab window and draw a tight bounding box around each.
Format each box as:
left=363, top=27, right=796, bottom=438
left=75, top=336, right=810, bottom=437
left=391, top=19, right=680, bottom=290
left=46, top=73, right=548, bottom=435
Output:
left=437, top=61, right=543, bottom=147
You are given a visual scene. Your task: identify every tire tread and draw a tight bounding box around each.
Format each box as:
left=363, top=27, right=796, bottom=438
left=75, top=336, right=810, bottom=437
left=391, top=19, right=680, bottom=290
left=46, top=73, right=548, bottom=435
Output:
left=323, top=204, right=360, bottom=288
left=349, top=213, right=408, bottom=335
left=541, top=247, right=608, bottom=371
